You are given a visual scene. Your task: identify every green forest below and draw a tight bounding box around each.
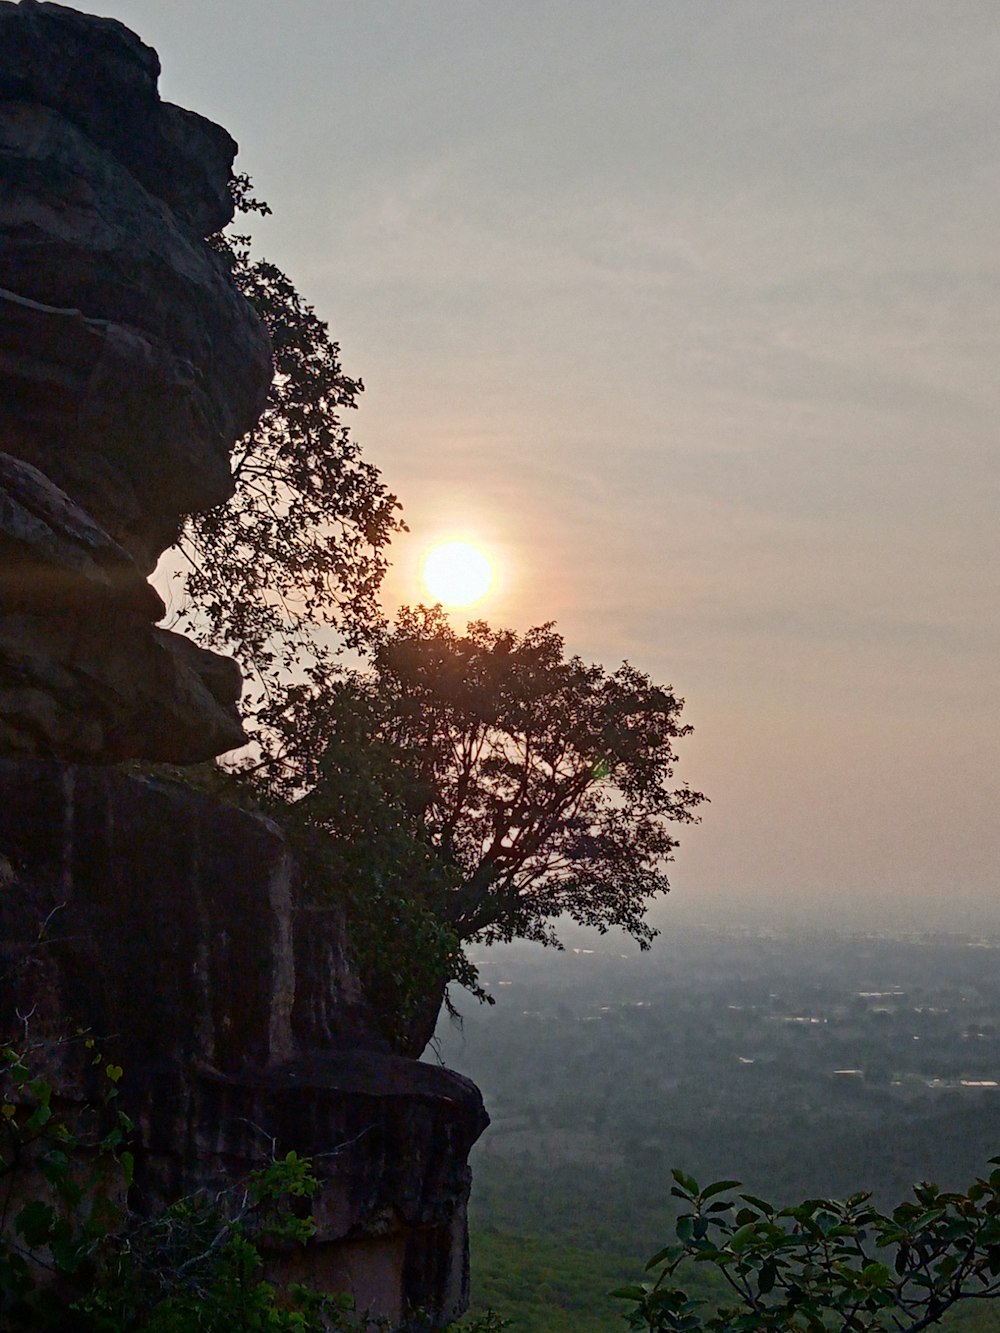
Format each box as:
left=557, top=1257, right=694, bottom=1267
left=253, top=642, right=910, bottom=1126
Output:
left=437, top=924, right=1000, bottom=1332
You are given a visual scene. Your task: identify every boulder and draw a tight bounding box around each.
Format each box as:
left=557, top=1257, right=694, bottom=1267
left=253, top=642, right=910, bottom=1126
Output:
left=0, top=99, right=270, bottom=568
left=0, top=450, right=162, bottom=616
left=0, top=450, right=246, bottom=760
left=0, top=0, right=237, bottom=237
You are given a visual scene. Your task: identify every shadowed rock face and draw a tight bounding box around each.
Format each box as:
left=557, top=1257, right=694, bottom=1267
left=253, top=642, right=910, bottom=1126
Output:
left=0, top=0, right=274, bottom=762
left=0, top=450, right=246, bottom=761
left=0, top=0, right=236, bottom=236
left=0, top=762, right=490, bottom=1328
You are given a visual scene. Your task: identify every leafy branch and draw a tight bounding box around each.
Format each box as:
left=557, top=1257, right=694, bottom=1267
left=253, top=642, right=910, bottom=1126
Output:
left=613, top=1165, right=1000, bottom=1333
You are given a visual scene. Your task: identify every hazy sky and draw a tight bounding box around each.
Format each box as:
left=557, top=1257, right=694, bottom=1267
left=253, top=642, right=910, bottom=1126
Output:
left=90, top=1, right=1000, bottom=929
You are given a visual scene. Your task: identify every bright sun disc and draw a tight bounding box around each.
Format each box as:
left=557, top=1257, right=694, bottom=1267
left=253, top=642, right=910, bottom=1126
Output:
left=421, top=541, right=493, bottom=606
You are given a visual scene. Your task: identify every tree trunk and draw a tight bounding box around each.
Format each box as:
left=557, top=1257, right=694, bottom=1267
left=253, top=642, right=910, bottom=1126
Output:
left=397, top=975, right=449, bottom=1058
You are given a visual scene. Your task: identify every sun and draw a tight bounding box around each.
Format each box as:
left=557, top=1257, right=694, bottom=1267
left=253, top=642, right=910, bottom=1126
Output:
left=421, top=540, right=494, bottom=607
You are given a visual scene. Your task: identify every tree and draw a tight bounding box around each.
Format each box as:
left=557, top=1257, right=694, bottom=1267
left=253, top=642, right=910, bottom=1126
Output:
left=614, top=1167, right=1000, bottom=1332
left=165, top=184, right=702, bottom=1056
left=260, top=606, right=704, bottom=1054
left=172, top=178, right=403, bottom=727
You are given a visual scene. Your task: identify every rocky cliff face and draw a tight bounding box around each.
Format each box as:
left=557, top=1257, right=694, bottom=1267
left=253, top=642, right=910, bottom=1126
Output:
left=0, top=0, right=272, bottom=763
left=0, top=0, right=271, bottom=567
left=0, top=4, right=488, bottom=1327
left=0, top=761, right=488, bottom=1325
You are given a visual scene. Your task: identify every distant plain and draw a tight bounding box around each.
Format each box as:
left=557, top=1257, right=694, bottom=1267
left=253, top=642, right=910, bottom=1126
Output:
left=437, top=921, right=1000, bottom=1330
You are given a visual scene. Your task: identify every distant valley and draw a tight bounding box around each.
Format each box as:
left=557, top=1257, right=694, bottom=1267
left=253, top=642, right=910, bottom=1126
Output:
left=437, top=921, right=1000, bottom=1330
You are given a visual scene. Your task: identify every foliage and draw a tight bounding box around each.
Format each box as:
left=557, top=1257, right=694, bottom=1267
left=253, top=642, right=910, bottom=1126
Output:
left=253, top=605, right=703, bottom=1051
left=159, top=176, right=701, bottom=1054
left=174, top=175, right=403, bottom=717
left=0, top=1034, right=132, bottom=1328
left=613, top=1166, right=1000, bottom=1333
left=78, top=1150, right=351, bottom=1332
left=448, top=1316, right=510, bottom=1332
left=254, top=663, right=479, bottom=1052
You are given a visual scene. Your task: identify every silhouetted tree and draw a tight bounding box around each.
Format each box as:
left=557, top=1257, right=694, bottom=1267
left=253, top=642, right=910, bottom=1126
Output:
left=263, top=606, right=704, bottom=1054
left=170, top=185, right=701, bottom=1056
left=173, top=178, right=402, bottom=728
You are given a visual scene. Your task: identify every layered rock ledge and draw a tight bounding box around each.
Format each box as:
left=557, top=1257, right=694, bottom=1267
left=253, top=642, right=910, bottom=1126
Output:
left=0, top=0, right=274, bottom=763
left=0, top=0, right=272, bottom=569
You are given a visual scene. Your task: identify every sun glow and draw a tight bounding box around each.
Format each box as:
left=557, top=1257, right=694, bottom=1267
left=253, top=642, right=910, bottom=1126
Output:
left=421, top=540, right=494, bottom=607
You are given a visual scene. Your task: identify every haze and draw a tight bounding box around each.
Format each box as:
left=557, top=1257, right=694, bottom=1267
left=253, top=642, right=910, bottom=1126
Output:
left=90, top=0, right=1000, bottom=931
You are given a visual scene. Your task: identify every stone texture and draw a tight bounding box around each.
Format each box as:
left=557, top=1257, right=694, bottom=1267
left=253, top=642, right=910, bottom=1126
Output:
left=0, top=97, right=270, bottom=567
left=0, top=452, right=244, bottom=763
left=0, top=0, right=273, bottom=762
left=0, top=0, right=237, bottom=237
left=0, top=450, right=162, bottom=616
left=0, top=760, right=489, bottom=1327
left=0, top=614, right=245, bottom=761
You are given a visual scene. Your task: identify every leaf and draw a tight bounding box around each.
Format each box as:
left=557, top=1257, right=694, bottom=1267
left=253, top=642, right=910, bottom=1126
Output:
left=740, top=1194, right=775, bottom=1215
left=645, top=1244, right=684, bottom=1271
left=15, top=1200, right=54, bottom=1248
left=729, top=1223, right=760, bottom=1254
left=27, top=1078, right=52, bottom=1106
left=609, top=1285, right=650, bottom=1301
left=701, top=1179, right=742, bottom=1201
left=27, top=1102, right=52, bottom=1130
left=860, top=1261, right=893, bottom=1289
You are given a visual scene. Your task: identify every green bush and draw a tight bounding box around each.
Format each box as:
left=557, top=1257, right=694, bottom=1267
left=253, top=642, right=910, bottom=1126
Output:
left=613, top=1167, right=1000, bottom=1332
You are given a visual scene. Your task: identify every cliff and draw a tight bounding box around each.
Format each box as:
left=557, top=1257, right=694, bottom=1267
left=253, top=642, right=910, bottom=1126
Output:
left=0, top=4, right=487, bottom=1327
left=0, top=761, right=487, bottom=1322
left=0, top=0, right=267, bottom=762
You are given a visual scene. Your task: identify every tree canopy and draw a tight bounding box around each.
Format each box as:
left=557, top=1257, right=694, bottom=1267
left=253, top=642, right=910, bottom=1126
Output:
left=167, top=185, right=702, bottom=1054
left=173, top=178, right=403, bottom=723
left=261, top=606, right=704, bottom=1052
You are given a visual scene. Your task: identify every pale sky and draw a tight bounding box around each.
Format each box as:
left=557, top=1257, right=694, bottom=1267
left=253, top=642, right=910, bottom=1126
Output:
left=90, top=1, right=1000, bottom=929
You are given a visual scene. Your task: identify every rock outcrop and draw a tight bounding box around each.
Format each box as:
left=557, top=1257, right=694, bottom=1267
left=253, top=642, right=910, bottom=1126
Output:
left=0, top=0, right=271, bottom=567
left=0, top=6, right=489, bottom=1328
left=0, top=0, right=274, bottom=763
left=0, top=450, right=244, bottom=759
left=0, top=761, right=488, bottom=1326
